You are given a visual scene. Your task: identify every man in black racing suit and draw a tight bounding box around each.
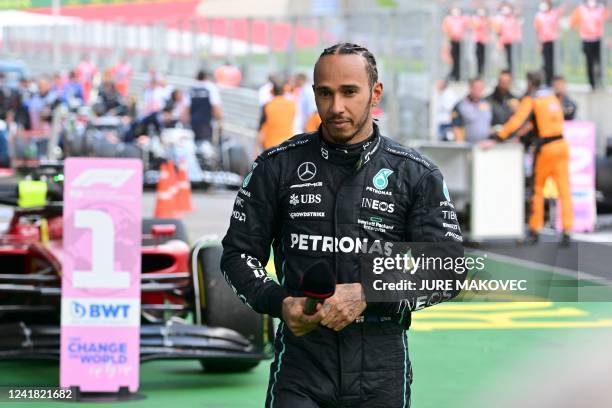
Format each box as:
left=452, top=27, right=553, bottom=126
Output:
left=221, top=43, right=464, bottom=407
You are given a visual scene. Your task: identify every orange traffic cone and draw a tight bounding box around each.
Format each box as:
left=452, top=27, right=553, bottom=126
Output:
left=154, top=162, right=177, bottom=218
left=168, top=160, right=179, bottom=197
left=176, top=160, right=193, bottom=214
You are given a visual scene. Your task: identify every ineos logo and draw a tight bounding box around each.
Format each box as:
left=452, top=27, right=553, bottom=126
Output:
left=297, top=162, right=317, bottom=181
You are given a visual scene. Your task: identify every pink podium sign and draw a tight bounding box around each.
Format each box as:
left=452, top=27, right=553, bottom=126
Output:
left=60, top=158, right=142, bottom=392
left=556, top=121, right=597, bottom=233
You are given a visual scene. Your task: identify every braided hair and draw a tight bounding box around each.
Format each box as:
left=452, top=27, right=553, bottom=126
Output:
left=316, top=43, right=379, bottom=88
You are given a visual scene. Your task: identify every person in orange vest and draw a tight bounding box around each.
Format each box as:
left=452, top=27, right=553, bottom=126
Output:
left=481, top=71, right=572, bottom=246
left=471, top=8, right=491, bottom=78
left=110, top=57, right=133, bottom=97
left=570, top=0, right=610, bottom=90
left=534, top=1, right=565, bottom=86
left=494, top=3, right=522, bottom=76
left=442, top=6, right=468, bottom=81
left=304, top=111, right=321, bottom=132
left=214, top=61, right=242, bottom=88
left=257, top=81, right=295, bottom=150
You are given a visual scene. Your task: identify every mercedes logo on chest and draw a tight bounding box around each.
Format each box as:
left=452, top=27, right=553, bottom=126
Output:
left=297, top=162, right=317, bottom=181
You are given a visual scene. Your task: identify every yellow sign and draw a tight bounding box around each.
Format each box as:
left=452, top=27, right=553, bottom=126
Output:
left=412, top=302, right=612, bottom=331
left=18, top=180, right=47, bottom=209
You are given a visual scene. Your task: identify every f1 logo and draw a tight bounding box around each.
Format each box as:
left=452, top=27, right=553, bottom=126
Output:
left=72, top=169, right=135, bottom=188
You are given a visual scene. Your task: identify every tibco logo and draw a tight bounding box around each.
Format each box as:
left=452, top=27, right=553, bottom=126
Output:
left=290, top=233, right=393, bottom=255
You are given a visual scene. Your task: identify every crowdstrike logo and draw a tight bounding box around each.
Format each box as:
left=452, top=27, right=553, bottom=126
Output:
left=289, top=233, right=393, bottom=255
left=297, top=162, right=317, bottom=181
left=289, top=212, right=325, bottom=219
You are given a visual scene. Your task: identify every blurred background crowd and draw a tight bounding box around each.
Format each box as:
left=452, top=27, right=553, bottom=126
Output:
left=0, top=0, right=610, bottom=216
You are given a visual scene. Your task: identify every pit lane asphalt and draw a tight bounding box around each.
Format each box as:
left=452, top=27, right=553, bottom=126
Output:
left=142, top=189, right=237, bottom=242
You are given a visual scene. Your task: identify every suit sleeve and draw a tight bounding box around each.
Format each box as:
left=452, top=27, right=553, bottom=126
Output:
left=404, top=168, right=463, bottom=244
left=366, top=168, right=465, bottom=317
left=220, top=156, right=289, bottom=318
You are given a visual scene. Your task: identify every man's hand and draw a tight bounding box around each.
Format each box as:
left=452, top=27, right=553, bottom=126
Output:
left=319, top=283, right=367, bottom=332
left=479, top=139, right=496, bottom=150
left=281, top=297, right=322, bottom=337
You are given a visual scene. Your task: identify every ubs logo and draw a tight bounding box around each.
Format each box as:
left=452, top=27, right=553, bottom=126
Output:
left=290, top=193, right=321, bottom=206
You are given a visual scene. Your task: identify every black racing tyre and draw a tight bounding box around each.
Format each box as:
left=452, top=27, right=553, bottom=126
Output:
left=225, top=144, right=250, bottom=176
left=596, top=156, right=612, bottom=213
left=141, top=218, right=189, bottom=246
left=596, top=156, right=612, bottom=196
left=196, top=245, right=273, bottom=373
left=116, top=143, right=142, bottom=158
left=64, top=132, right=88, bottom=157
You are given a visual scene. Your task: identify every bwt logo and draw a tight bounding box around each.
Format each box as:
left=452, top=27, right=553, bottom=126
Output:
left=70, top=301, right=131, bottom=319
left=71, top=301, right=87, bottom=318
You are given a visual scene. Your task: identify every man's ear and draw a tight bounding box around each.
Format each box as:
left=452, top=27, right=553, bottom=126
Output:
left=371, top=82, right=383, bottom=107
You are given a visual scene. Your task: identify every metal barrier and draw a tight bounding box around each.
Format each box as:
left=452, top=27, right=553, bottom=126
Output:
left=411, top=141, right=525, bottom=241
left=129, top=73, right=260, bottom=149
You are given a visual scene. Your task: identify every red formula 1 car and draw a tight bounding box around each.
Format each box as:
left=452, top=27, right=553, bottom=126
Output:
left=0, top=176, right=273, bottom=372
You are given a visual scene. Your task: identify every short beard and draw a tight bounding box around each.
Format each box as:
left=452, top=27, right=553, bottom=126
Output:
left=323, top=92, right=373, bottom=145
